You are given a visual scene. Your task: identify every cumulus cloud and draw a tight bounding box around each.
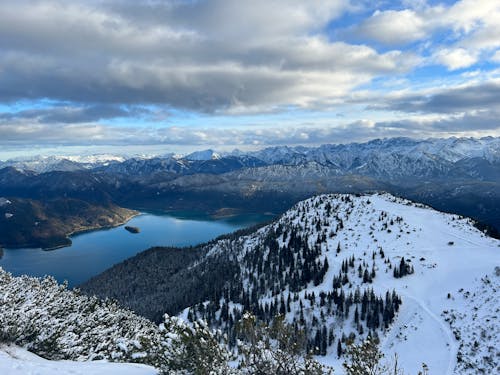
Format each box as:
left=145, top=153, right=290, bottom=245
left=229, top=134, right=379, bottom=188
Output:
left=434, top=48, right=478, bottom=70
left=352, top=0, right=499, bottom=44
left=351, top=9, right=429, bottom=45
left=349, top=0, right=500, bottom=69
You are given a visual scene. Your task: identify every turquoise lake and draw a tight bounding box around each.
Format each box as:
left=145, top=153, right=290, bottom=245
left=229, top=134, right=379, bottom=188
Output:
left=0, top=211, right=272, bottom=287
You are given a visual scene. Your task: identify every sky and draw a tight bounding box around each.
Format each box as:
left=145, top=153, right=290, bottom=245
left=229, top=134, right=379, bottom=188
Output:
left=0, top=0, right=499, bottom=159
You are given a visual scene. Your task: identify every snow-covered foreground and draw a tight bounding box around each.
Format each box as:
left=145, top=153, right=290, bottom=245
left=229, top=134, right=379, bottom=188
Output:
left=0, top=345, right=158, bottom=375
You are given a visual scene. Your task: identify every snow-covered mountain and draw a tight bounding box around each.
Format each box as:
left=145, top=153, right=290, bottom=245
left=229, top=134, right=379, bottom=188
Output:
left=243, top=137, right=500, bottom=180
left=2, top=137, right=498, bottom=178
left=82, top=192, right=500, bottom=374
left=249, top=137, right=500, bottom=166
left=0, top=154, right=126, bottom=173
left=100, top=136, right=499, bottom=182
left=184, top=149, right=221, bottom=161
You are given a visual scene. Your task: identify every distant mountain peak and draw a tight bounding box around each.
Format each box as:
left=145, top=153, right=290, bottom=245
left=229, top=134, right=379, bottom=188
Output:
left=185, top=149, right=221, bottom=161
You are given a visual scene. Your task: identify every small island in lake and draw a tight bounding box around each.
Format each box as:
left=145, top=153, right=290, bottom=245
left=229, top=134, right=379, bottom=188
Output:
left=125, top=226, right=140, bottom=234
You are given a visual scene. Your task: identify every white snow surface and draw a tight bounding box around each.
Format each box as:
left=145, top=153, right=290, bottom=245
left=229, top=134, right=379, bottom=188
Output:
left=0, top=345, right=158, bottom=375
left=314, top=194, right=499, bottom=374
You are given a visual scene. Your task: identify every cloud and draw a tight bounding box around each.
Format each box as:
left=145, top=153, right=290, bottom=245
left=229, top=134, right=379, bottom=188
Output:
left=0, top=105, right=146, bottom=123
left=0, top=0, right=498, bottom=155
left=370, top=81, right=500, bottom=114
left=434, top=48, right=478, bottom=70
left=348, top=0, right=500, bottom=69
left=350, top=9, right=429, bottom=45
left=0, top=0, right=417, bottom=113
left=1, top=111, right=497, bottom=150
left=351, top=0, right=499, bottom=45
left=492, top=50, right=500, bottom=63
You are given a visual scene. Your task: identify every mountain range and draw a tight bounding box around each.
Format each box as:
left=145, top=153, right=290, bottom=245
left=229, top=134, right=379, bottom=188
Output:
left=1, top=136, right=499, bottom=248
left=2, top=137, right=499, bottom=179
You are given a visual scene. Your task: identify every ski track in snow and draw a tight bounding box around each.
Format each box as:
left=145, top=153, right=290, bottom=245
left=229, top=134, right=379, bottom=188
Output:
left=378, top=283, right=457, bottom=375
left=403, top=293, right=458, bottom=375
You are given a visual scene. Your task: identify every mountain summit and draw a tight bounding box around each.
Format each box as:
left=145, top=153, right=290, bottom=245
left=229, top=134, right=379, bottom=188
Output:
left=184, top=149, right=221, bottom=161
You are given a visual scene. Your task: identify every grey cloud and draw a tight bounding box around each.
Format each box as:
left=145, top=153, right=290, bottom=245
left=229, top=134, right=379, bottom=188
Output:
left=370, top=82, right=500, bottom=114
left=0, top=0, right=416, bottom=112
left=429, top=111, right=500, bottom=132
left=0, top=105, right=147, bottom=124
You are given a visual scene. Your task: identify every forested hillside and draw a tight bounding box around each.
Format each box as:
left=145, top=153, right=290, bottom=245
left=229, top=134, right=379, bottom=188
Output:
left=82, top=193, right=500, bottom=373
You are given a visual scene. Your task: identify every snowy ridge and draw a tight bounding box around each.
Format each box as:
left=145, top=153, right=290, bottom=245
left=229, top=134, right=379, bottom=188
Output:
left=182, top=193, right=499, bottom=374
left=249, top=137, right=500, bottom=165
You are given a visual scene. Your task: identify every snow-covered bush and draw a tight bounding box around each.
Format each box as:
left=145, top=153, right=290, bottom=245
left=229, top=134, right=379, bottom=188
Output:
left=236, top=313, right=332, bottom=374
left=0, top=268, right=236, bottom=374
left=342, top=337, right=429, bottom=375
left=0, top=268, right=163, bottom=363
left=160, top=316, right=235, bottom=374
left=342, top=337, right=385, bottom=375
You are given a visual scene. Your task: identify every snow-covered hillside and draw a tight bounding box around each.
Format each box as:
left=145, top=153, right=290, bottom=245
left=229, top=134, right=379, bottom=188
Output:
left=0, top=268, right=235, bottom=374
left=177, top=193, right=499, bottom=374
left=0, top=345, right=157, bottom=375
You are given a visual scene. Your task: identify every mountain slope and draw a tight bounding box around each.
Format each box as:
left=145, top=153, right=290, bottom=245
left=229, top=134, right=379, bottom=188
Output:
left=82, top=193, right=500, bottom=374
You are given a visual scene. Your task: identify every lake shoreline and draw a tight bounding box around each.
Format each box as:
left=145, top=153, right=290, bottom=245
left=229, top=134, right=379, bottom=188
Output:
left=43, top=210, right=141, bottom=251
left=0, top=211, right=271, bottom=287
left=4, top=210, right=141, bottom=252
